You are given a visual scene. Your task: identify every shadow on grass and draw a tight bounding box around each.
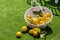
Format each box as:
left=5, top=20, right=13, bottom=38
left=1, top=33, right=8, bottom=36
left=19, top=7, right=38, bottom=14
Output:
left=16, top=36, right=21, bottom=39
left=45, top=26, right=53, bottom=35
left=41, top=26, right=53, bottom=40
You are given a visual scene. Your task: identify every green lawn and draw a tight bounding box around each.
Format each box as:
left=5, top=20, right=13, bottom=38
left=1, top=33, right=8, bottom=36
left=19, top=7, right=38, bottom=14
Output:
left=0, top=0, right=60, bottom=40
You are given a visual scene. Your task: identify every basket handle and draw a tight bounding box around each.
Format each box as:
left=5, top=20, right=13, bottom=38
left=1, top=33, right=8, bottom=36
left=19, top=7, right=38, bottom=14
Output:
left=33, top=0, right=47, bottom=28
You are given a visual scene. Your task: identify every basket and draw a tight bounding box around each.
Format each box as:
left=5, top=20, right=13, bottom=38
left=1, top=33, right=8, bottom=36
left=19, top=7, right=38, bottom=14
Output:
left=24, top=6, right=53, bottom=29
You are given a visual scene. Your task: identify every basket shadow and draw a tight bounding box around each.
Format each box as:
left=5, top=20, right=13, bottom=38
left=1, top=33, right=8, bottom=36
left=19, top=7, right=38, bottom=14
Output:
left=27, top=25, right=53, bottom=40
left=44, top=26, right=53, bottom=35
left=41, top=26, right=53, bottom=40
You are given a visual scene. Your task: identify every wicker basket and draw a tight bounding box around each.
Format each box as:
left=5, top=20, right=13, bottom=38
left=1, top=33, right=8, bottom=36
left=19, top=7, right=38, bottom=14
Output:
left=24, top=6, right=53, bottom=29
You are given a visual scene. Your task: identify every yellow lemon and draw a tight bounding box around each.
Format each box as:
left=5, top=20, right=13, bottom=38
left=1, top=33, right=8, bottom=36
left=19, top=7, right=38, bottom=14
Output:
left=26, top=15, right=31, bottom=18
left=33, top=28, right=41, bottom=33
left=27, top=18, right=33, bottom=23
left=37, top=17, right=44, bottom=21
left=21, top=26, right=27, bottom=32
left=46, top=17, right=50, bottom=22
left=36, top=15, right=40, bottom=18
left=29, top=29, right=33, bottom=34
left=45, top=12, right=51, bottom=17
left=39, top=20, right=44, bottom=24
left=16, top=32, right=22, bottom=37
left=43, top=14, right=47, bottom=18
left=33, top=31, right=38, bottom=36
left=32, top=18, right=39, bottom=25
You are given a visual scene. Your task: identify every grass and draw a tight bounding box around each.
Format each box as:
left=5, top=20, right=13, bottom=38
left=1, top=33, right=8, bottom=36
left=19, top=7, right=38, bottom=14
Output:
left=0, top=0, right=60, bottom=40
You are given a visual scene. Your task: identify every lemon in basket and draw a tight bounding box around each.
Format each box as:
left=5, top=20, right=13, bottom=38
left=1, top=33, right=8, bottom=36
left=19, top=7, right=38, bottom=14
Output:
left=27, top=18, right=33, bottom=23
left=45, top=12, right=51, bottom=17
left=39, top=20, right=44, bottom=24
left=32, top=18, right=39, bottom=25
left=26, top=15, right=32, bottom=18
left=36, top=15, right=40, bottom=18
left=46, top=17, right=50, bottom=22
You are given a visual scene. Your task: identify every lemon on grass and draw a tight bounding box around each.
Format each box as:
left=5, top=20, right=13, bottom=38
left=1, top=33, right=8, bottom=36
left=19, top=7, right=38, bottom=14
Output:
left=16, top=32, right=22, bottom=38
left=21, top=26, right=27, bottom=32
left=33, top=31, right=38, bottom=36
left=29, top=29, right=33, bottom=34
left=33, top=28, right=41, bottom=33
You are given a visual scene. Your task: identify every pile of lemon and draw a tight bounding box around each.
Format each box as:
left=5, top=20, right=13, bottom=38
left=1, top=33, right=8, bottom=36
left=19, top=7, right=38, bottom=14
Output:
left=26, top=12, right=51, bottom=25
left=16, top=25, right=47, bottom=39
left=16, top=26, right=44, bottom=38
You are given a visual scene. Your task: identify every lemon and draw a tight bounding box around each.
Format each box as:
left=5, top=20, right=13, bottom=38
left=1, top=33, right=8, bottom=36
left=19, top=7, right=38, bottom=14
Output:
left=39, top=21, right=44, bottom=24
left=29, top=29, right=33, bottom=34
left=33, top=31, right=38, bottom=36
left=36, top=15, right=40, bottom=18
left=46, top=17, right=50, bottom=22
left=45, top=12, right=51, bottom=17
left=22, top=26, right=27, bottom=32
left=26, top=15, right=31, bottom=18
left=37, top=17, right=44, bottom=21
left=16, top=32, right=22, bottom=37
left=33, top=28, right=41, bottom=33
left=27, top=18, right=33, bottom=23
left=43, top=14, right=47, bottom=18
left=32, top=18, right=39, bottom=25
